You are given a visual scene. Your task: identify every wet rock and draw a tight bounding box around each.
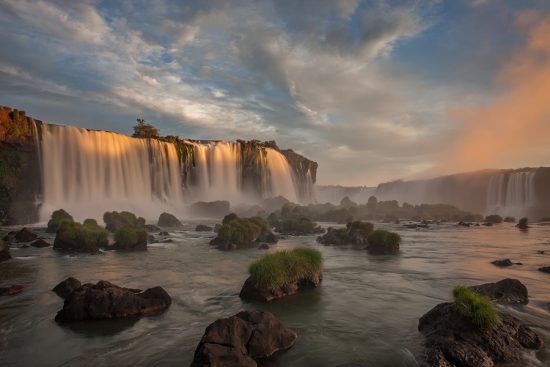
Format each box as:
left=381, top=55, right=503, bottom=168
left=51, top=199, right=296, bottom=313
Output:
left=539, top=266, right=550, bottom=274
left=240, top=273, right=322, bottom=302
left=55, top=280, right=171, bottom=322
left=418, top=302, right=542, bottom=367
left=491, top=259, right=517, bottom=267
left=458, top=221, right=472, bottom=227
left=195, top=224, right=213, bottom=232
left=258, top=243, right=270, bottom=250
left=159, top=231, right=170, bottom=236
left=516, top=217, right=529, bottom=230
left=191, top=310, right=297, bottom=367
left=52, top=277, right=82, bottom=299
left=470, top=278, right=529, bottom=305
left=0, top=239, right=10, bottom=262
left=157, top=212, right=183, bottom=228
left=482, top=222, right=493, bottom=226
left=0, top=285, right=23, bottom=296
left=30, top=238, right=51, bottom=248
left=113, top=227, right=147, bottom=251
left=13, top=227, right=38, bottom=242
left=318, top=221, right=373, bottom=246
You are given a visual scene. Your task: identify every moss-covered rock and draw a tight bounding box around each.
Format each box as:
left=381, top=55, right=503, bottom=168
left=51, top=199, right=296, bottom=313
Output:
left=270, top=213, right=324, bottom=235
left=210, top=215, right=276, bottom=250
left=517, top=217, right=529, bottom=230
left=0, top=239, right=11, bottom=262
left=366, top=229, right=400, bottom=254
left=317, top=221, right=373, bottom=245
left=53, top=220, right=109, bottom=253
left=157, top=212, right=182, bottom=228
left=113, top=227, right=147, bottom=251
left=485, top=214, right=503, bottom=224
left=103, top=211, right=145, bottom=232
left=46, top=209, right=74, bottom=233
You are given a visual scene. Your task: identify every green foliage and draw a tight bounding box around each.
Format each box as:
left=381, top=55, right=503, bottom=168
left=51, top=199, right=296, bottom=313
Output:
left=57, top=220, right=108, bottom=249
left=222, top=212, right=238, bottom=225
left=453, top=286, right=501, bottom=330
left=485, top=214, right=503, bottom=224
left=217, top=216, right=270, bottom=247
left=47, top=209, right=74, bottom=233
left=517, top=217, right=529, bottom=229
left=103, top=211, right=145, bottom=232
left=114, top=227, right=147, bottom=249
left=347, top=221, right=374, bottom=238
left=248, top=247, right=323, bottom=292
left=367, top=229, right=401, bottom=248
left=83, top=218, right=98, bottom=226
left=132, top=118, right=159, bottom=139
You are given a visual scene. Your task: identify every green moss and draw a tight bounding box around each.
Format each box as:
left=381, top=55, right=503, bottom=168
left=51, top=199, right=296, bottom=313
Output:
left=217, top=216, right=270, bottom=247
left=367, top=229, right=400, bottom=248
left=57, top=220, right=108, bottom=250
left=517, top=217, right=528, bottom=229
left=114, top=227, right=147, bottom=249
left=453, top=286, right=501, bottom=330
left=248, top=247, right=323, bottom=292
left=103, top=211, right=145, bottom=232
left=273, top=215, right=323, bottom=235
left=47, top=209, right=74, bottom=233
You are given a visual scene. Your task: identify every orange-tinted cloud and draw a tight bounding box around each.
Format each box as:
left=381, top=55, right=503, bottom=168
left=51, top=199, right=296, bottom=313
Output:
left=444, top=14, right=550, bottom=171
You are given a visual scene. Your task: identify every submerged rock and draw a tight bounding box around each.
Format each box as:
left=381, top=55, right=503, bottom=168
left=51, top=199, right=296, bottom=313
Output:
left=191, top=311, right=297, bottom=367
left=470, top=278, right=529, bottom=304
left=0, top=239, right=10, bottom=262
left=157, top=212, right=183, bottom=228
left=418, top=302, right=542, bottom=367
left=55, top=280, right=171, bottom=322
left=52, top=277, right=82, bottom=299
left=490, top=259, right=522, bottom=267
left=0, top=285, right=23, bottom=296
left=195, top=224, right=213, bottom=232
left=30, top=238, right=51, bottom=248
left=539, top=266, right=550, bottom=274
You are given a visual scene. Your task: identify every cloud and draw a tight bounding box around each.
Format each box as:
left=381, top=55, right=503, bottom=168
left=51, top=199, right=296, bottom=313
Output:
left=443, top=14, right=550, bottom=172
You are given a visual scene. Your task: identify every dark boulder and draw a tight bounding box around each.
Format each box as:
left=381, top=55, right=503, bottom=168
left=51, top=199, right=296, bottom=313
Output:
left=418, top=302, right=542, bottom=367
left=55, top=280, right=171, bottom=322
left=258, top=243, right=270, bottom=250
left=317, top=221, right=374, bottom=246
left=195, top=224, right=213, bottom=232
left=458, top=221, right=472, bottom=227
left=490, top=259, right=521, bottom=267
left=30, top=238, right=51, bottom=248
left=14, top=227, right=38, bottom=242
left=52, top=277, right=82, bottom=299
left=240, top=273, right=321, bottom=302
left=470, top=278, right=529, bottom=304
left=516, top=217, right=529, bottom=230
left=46, top=209, right=74, bottom=233
left=539, top=266, right=550, bottom=274
left=0, top=239, right=10, bottom=261
left=191, top=311, right=297, bottom=367
left=53, top=221, right=108, bottom=253
left=0, top=285, right=23, bottom=296
left=157, top=212, right=183, bottom=228
left=144, top=224, right=161, bottom=232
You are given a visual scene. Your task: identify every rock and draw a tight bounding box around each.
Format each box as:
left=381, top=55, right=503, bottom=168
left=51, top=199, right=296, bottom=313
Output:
left=191, top=311, right=297, bottom=367
left=482, top=222, right=493, bottom=226
left=195, top=224, right=213, bottom=232
left=0, top=239, right=10, bottom=261
left=418, top=302, right=542, bottom=367
left=209, top=215, right=277, bottom=250
left=30, top=238, right=51, bottom=248
left=537, top=250, right=545, bottom=254
left=240, top=273, right=321, bottom=302
left=55, top=280, right=171, bottom=322
left=52, top=277, right=82, bottom=299
left=159, top=231, right=170, bottom=236
left=258, top=243, right=270, bottom=250
left=470, top=278, right=528, bottom=305
left=13, top=227, right=37, bottom=242
left=317, top=221, right=373, bottom=246
left=366, top=229, right=401, bottom=255
left=458, top=221, right=472, bottom=227
left=46, top=209, right=74, bottom=233
left=53, top=221, right=108, bottom=253
left=491, top=259, right=514, bottom=267
left=539, top=266, right=550, bottom=274
left=113, top=227, right=147, bottom=251
left=0, top=285, right=23, bottom=296
left=157, top=212, right=183, bottom=228
left=144, top=224, right=161, bottom=232
left=517, top=217, right=529, bottom=230
left=103, top=211, right=145, bottom=232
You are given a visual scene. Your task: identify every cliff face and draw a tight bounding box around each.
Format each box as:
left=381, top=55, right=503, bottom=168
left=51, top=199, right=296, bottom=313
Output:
left=0, top=106, right=42, bottom=224
left=0, top=106, right=318, bottom=224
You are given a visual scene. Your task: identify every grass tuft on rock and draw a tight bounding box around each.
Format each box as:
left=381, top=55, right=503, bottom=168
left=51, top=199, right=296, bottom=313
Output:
left=114, top=226, right=147, bottom=250
left=103, top=211, right=145, bottom=232
left=453, top=286, right=501, bottom=330
left=47, top=209, right=74, bottom=233
left=248, top=247, right=322, bottom=292
left=367, top=229, right=400, bottom=248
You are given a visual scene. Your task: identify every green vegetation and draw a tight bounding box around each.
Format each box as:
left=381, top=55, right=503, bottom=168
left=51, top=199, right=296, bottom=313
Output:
left=46, top=209, right=74, bottom=233
left=484, top=214, right=503, bottom=224
left=216, top=216, right=272, bottom=247
left=248, top=247, right=322, bottom=292
left=103, top=211, right=145, bottom=232
left=157, top=212, right=182, bottom=227
left=517, top=217, right=529, bottom=230
left=366, top=229, right=401, bottom=254
left=453, top=286, right=501, bottom=330
left=55, top=220, right=109, bottom=251
left=132, top=118, right=159, bottom=139
left=270, top=211, right=323, bottom=235
left=114, top=227, right=147, bottom=250
left=317, top=220, right=374, bottom=245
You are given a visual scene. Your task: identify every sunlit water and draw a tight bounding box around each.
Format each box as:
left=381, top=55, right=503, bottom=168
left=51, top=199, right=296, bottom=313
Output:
left=1, top=222, right=550, bottom=367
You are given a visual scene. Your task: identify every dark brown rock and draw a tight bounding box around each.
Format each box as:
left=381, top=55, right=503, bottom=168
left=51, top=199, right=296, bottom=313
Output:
left=52, top=277, right=82, bottom=299
left=539, top=266, right=550, bottom=274
left=195, top=224, right=213, bottom=232
left=14, top=227, right=38, bottom=242
left=0, top=285, right=23, bottom=296
left=191, top=310, right=297, bottom=367
left=419, top=302, right=543, bottom=367
left=55, top=280, right=171, bottom=322
left=157, top=212, right=183, bottom=228
left=470, top=278, right=529, bottom=304
left=239, top=272, right=322, bottom=302
left=30, top=238, right=51, bottom=248
left=0, top=239, right=10, bottom=261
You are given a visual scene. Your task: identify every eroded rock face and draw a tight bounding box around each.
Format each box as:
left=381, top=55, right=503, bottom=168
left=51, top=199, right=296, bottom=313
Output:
left=418, top=302, right=542, bottom=367
left=191, top=311, right=297, bottom=367
left=239, top=272, right=322, bottom=302
left=470, top=278, right=528, bottom=305
left=52, top=277, right=82, bottom=299
left=55, top=280, right=171, bottom=322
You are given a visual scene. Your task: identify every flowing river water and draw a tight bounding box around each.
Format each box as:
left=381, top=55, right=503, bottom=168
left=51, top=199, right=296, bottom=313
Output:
left=1, top=222, right=550, bottom=366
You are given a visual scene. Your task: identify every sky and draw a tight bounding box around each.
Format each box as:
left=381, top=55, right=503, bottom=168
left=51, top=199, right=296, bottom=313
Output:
left=0, top=0, right=549, bottom=186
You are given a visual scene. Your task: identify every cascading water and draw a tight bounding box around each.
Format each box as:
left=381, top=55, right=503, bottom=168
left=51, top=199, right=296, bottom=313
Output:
left=38, top=125, right=303, bottom=221
left=40, top=125, right=184, bottom=221
left=485, top=171, right=536, bottom=217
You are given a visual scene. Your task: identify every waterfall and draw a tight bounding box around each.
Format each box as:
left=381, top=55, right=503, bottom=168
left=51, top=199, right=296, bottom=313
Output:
left=485, top=171, right=536, bottom=217
left=40, top=125, right=184, bottom=221
left=38, top=125, right=302, bottom=221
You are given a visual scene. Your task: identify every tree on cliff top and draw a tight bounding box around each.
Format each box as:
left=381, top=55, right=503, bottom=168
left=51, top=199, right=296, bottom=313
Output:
left=132, top=118, right=159, bottom=139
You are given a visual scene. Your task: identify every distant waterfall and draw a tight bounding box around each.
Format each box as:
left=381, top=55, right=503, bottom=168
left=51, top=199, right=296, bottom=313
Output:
left=38, top=125, right=301, bottom=220
left=485, top=171, right=536, bottom=217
